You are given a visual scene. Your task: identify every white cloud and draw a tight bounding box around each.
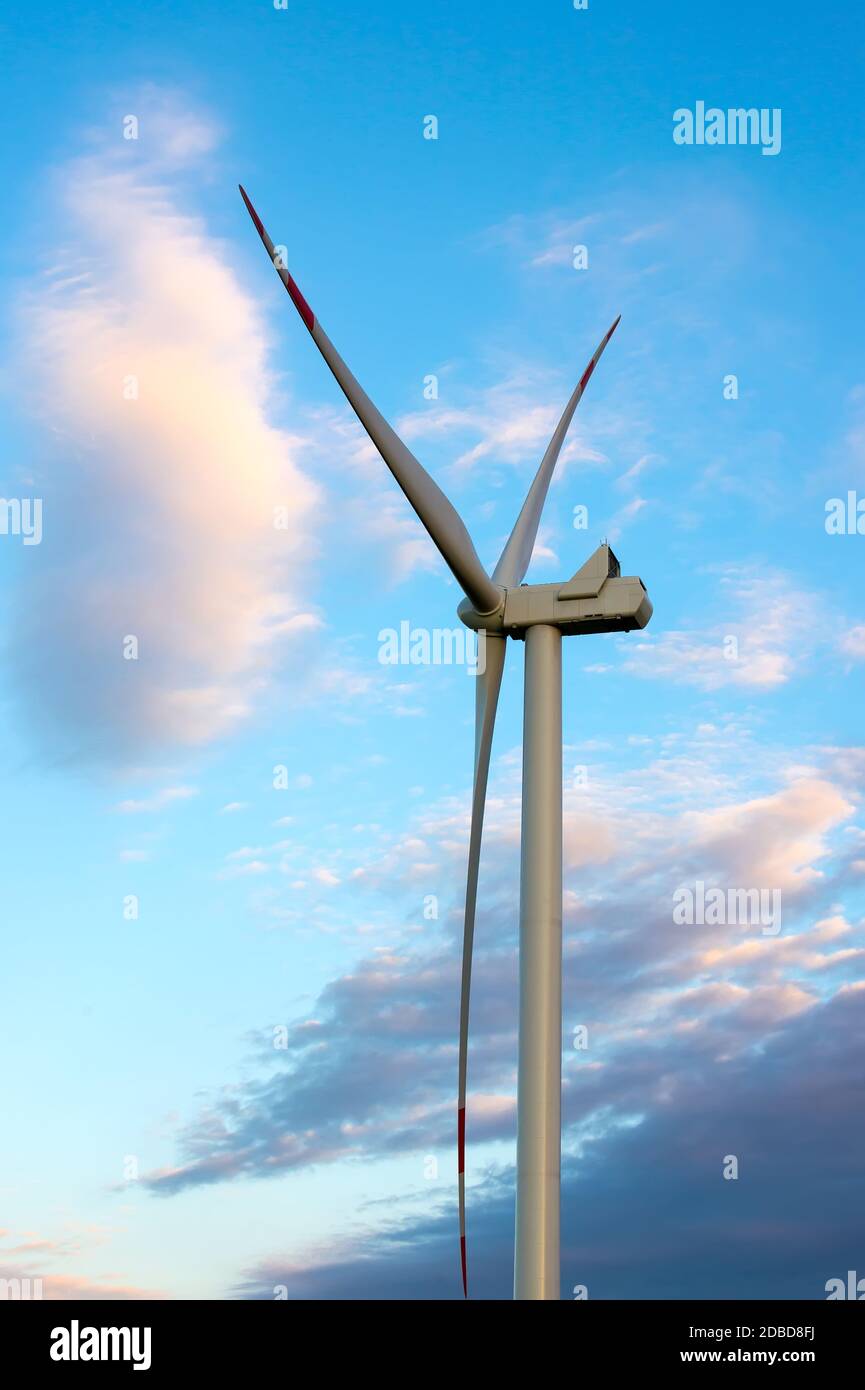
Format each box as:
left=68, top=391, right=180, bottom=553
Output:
left=606, top=494, right=648, bottom=542
left=311, top=868, right=341, bottom=887
left=11, top=96, right=318, bottom=759
left=218, top=858, right=269, bottom=879
left=685, top=776, right=854, bottom=895
left=839, top=625, right=865, bottom=662
left=616, top=453, right=657, bottom=488
left=116, top=785, right=198, bottom=814
left=399, top=374, right=609, bottom=477
left=620, top=569, right=827, bottom=691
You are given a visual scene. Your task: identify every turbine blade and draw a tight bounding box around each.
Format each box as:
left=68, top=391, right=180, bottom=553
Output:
left=457, top=631, right=507, bottom=1297
left=492, top=317, right=621, bottom=588
left=239, top=186, right=502, bottom=617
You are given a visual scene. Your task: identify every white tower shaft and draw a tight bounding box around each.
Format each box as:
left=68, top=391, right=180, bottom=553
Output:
left=514, top=623, right=563, bottom=1300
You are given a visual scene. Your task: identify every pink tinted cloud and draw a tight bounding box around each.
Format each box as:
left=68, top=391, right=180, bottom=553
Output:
left=13, top=115, right=318, bottom=757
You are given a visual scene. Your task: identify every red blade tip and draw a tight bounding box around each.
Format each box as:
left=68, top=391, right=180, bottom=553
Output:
left=238, top=184, right=266, bottom=240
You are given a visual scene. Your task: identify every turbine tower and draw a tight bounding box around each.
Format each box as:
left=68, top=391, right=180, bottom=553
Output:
left=240, top=186, right=653, bottom=1301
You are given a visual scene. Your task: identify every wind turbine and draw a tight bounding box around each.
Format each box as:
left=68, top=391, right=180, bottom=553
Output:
left=239, top=186, right=653, bottom=1301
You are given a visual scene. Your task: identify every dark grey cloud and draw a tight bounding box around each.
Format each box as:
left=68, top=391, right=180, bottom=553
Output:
left=139, top=746, right=863, bottom=1309
left=234, top=986, right=865, bottom=1299
left=143, top=940, right=521, bottom=1194
left=143, top=878, right=861, bottom=1197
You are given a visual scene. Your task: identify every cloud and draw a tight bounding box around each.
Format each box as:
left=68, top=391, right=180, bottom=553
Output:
left=128, top=90, right=221, bottom=166
left=219, top=859, right=269, bottom=879
left=139, top=733, right=861, bottom=1204
left=9, top=96, right=318, bottom=760
left=311, top=867, right=341, bottom=886
left=684, top=777, right=853, bottom=895
left=0, top=1268, right=164, bottom=1300
left=839, top=625, right=865, bottom=662
left=606, top=494, right=648, bottom=542
left=0, top=1223, right=164, bottom=1300
left=399, top=370, right=610, bottom=478
left=478, top=212, right=601, bottom=270
left=619, top=569, right=828, bottom=691
left=616, top=453, right=658, bottom=488
left=234, top=985, right=865, bottom=1299
left=115, top=785, right=198, bottom=814
left=619, top=221, right=668, bottom=246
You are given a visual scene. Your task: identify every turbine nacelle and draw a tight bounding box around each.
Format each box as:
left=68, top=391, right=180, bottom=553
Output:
left=457, top=543, right=653, bottom=637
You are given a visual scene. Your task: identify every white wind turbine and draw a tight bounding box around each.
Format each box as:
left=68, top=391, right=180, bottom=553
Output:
left=240, top=186, right=653, bottom=1301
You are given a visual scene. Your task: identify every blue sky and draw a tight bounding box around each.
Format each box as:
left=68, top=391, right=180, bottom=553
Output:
left=1, top=0, right=864, bottom=1299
